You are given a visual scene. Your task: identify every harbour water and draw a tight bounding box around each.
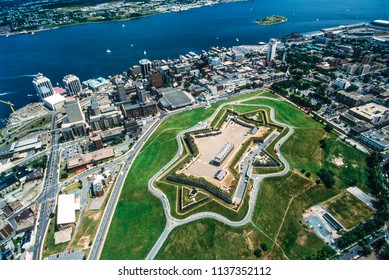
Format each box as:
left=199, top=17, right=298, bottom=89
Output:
left=0, top=0, right=388, bottom=119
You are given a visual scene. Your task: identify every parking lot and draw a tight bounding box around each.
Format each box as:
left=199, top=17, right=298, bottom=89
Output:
left=61, top=144, right=83, bottom=160
left=45, top=248, right=85, bottom=260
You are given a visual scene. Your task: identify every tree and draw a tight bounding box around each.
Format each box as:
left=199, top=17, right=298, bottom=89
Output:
left=324, top=123, right=334, bottom=132
left=379, top=244, right=389, bottom=259
left=317, top=168, right=335, bottom=188
left=254, top=248, right=262, bottom=258
left=261, top=243, right=269, bottom=251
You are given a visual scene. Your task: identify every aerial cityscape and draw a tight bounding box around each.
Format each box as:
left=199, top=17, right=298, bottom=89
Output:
left=0, top=0, right=389, bottom=262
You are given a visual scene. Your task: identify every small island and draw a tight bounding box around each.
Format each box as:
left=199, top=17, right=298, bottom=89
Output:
left=256, top=15, right=288, bottom=26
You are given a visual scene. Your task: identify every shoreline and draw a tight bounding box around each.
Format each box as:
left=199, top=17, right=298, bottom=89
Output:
left=256, top=19, right=288, bottom=26
left=0, top=0, right=249, bottom=38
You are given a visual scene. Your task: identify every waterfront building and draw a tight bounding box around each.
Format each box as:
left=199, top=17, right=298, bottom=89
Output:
left=63, top=74, right=82, bottom=96
left=43, top=94, right=66, bottom=110
left=32, top=73, right=54, bottom=100
left=139, top=59, right=152, bottom=79
left=266, top=38, right=278, bottom=63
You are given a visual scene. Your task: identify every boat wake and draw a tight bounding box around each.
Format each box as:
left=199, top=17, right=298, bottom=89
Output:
left=0, top=91, right=16, bottom=96
left=0, top=74, right=37, bottom=81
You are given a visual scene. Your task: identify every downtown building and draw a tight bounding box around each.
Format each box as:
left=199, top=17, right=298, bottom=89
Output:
left=63, top=74, right=82, bottom=96
left=61, top=97, right=87, bottom=141
left=32, top=73, right=54, bottom=100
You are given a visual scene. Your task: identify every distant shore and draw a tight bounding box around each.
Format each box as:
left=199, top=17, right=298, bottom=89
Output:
left=0, top=0, right=249, bottom=37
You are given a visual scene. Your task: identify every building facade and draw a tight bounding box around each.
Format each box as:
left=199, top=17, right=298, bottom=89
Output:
left=32, top=73, right=54, bottom=100
left=63, top=74, right=82, bottom=96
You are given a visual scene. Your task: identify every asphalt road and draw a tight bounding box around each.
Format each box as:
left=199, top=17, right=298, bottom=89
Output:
left=30, top=112, right=61, bottom=260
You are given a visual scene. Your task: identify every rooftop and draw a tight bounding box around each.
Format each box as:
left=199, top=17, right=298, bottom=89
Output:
left=57, top=194, right=79, bottom=225
left=349, top=102, right=389, bottom=120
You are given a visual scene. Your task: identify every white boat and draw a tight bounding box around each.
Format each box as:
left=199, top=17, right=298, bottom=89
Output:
left=144, top=50, right=147, bottom=55
left=122, top=24, right=125, bottom=27
left=131, top=44, right=134, bottom=47
left=236, top=38, right=239, bottom=42
left=106, top=49, right=111, bottom=53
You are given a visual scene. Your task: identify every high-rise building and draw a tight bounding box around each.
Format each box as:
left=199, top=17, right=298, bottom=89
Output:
left=32, top=73, right=54, bottom=100
left=139, top=59, right=152, bottom=79
left=266, top=38, right=278, bottom=63
left=63, top=74, right=82, bottom=96
left=135, top=82, right=147, bottom=103
left=64, top=97, right=85, bottom=123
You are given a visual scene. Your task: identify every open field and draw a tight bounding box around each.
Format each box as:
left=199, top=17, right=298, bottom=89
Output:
left=157, top=172, right=332, bottom=260
left=322, top=191, right=375, bottom=230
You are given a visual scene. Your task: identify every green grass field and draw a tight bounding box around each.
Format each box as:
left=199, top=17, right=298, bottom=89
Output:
left=322, top=191, right=374, bottom=230
left=102, top=91, right=370, bottom=260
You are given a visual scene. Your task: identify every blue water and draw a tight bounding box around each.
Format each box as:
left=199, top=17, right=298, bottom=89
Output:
left=0, top=0, right=388, bottom=119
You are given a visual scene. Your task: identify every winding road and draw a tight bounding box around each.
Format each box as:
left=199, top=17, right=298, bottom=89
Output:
left=145, top=97, right=294, bottom=260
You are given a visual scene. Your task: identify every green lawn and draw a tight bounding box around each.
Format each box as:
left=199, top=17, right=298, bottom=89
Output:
left=102, top=91, right=370, bottom=260
left=157, top=172, right=334, bottom=260
left=101, top=107, right=216, bottom=259
left=322, top=191, right=374, bottom=230
left=242, top=98, right=321, bottom=128
left=42, top=217, right=69, bottom=259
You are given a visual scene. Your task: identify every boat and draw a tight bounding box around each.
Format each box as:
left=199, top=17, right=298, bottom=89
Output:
left=106, top=49, right=111, bottom=53
left=27, top=94, right=33, bottom=97
left=216, top=36, right=219, bottom=40
left=122, top=24, right=125, bottom=27
left=236, top=38, right=239, bottom=42
left=131, top=44, right=134, bottom=47
left=316, top=18, right=319, bottom=21
left=144, top=50, right=147, bottom=55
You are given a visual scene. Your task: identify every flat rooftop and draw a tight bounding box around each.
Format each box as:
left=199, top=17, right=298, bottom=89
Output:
left=57, top=194, right=78, bottom=225
left=349, top=102, right=389, bottom=120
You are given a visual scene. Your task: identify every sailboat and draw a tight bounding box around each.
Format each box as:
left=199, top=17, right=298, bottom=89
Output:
left=144, top=50, right=147, bottom=56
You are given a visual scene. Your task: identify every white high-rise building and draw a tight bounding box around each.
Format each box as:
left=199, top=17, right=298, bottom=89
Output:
left=32, top=73, right=54, bottom=100
left=139, top=59, right=152, bottom=79
left=63, top=74, right=82, bottom=96
left=266, top=38, right=278, bottom=63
